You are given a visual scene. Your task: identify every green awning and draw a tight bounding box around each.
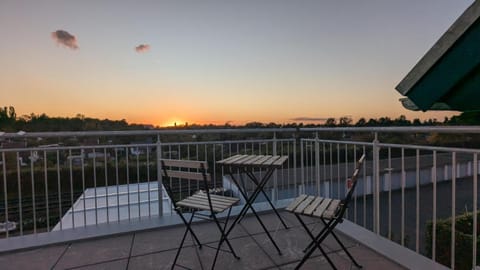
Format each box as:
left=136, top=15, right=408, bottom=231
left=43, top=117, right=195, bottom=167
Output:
left=395, top=1, right=480, bottom=112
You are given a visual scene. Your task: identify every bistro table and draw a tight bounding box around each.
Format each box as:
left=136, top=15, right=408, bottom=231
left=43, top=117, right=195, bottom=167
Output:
left=217, top=154, right=289, bottom=255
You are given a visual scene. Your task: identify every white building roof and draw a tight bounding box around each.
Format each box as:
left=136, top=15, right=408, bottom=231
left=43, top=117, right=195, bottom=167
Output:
left=53, top=182, right=172, bottom=231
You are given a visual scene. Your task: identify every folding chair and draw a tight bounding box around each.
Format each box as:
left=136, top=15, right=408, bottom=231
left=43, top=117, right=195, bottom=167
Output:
left=161, top=159, right=240, bottom=269
left=286, top=154, right=366, bottom=270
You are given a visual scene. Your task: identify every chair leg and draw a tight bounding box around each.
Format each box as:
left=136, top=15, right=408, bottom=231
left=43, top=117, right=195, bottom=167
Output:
left=295, top=214, right=337, bottom=270
left=321, top=219, right=362, bottom=268
left=302, top=221, right=330, bottom=253
left=176, top=209, right=202, bottom=248
left=211, top=209, right=240, bottom=270
left=172, top=212, right=197, bottom=269
left=221, top=208, right=240, bottom=258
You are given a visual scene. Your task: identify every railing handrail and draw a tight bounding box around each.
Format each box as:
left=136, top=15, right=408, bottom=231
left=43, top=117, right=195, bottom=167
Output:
left=0, top=138, right=295, bottom=152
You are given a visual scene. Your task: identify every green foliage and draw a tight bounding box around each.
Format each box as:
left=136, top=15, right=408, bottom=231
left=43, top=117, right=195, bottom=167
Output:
left=0, top=106, right=151, bottom=132
left=0, top=106, right=17, bottom=131
left=426, top=212, right=480, bottom=270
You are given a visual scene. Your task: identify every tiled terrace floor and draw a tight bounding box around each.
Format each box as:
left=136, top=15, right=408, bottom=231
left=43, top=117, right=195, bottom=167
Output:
left=0, top=211, right=405, bottom=270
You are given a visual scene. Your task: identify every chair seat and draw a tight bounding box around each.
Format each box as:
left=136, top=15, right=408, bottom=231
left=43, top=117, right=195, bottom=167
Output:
left=177, top=193, right=240, bottom=213
left=286, top=194, right=342, bottom=219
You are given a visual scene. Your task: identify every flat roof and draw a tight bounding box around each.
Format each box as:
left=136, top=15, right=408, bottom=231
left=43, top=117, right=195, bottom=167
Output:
left=54, top=182, right=172, bottom=231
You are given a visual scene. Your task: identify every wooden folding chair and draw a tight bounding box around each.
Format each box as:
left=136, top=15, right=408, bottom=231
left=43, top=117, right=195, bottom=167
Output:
left=161, top=159, right=240, bottom=269
left=286, top=154, right=366, bottom=270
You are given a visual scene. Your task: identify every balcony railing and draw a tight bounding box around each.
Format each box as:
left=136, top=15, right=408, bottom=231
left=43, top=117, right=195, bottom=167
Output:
left=1, top=126, right=480, bottom=269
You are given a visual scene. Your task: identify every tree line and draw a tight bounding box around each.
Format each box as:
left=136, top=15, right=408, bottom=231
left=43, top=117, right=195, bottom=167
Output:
left=1, top=105, right=480, bottom=132
left=0, top=106, right=150, bottom=132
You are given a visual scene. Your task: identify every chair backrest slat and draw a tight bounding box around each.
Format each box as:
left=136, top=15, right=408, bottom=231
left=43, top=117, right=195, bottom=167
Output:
left=161, top=159, right=211, bottom=182
left=162, top=169, right=211, bottom=181
left=161, top=159, right=208, bottom=170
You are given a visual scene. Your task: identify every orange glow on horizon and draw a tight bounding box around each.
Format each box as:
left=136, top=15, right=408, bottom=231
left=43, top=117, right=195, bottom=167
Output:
left=162, top=118, right=186, bottom=127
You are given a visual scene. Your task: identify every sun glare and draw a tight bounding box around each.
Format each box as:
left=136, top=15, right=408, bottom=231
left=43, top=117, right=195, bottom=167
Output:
left=162, top=118, right=185, bottom=127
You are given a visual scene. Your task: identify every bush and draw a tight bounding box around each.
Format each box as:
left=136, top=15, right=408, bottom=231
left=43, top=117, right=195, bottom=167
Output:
left=426, top=212, right=480, bottom=270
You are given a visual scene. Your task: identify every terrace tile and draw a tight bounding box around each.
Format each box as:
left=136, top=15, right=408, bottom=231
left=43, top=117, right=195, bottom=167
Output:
left=54, top=235, right=132, bottom=269
left=0, top=244, right=67, bottom=270
left=0, top=212, right=405, bottom=270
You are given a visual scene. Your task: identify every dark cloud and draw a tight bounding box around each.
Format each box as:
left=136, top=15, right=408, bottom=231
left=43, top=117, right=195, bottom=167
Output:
left=135, top=44, right=150, bottom=53
left=290, top=117, right=329, bottom=122
left=51, top=30, right=78, bottom=50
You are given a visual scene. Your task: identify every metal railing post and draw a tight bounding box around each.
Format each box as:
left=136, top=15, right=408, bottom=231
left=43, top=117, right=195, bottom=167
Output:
left=156, top=135, right=163, bottom=216
left=293, top=133, right=298, bottom=196
left=272, top=132, right=278, bottom=202
left=315, top=132, right=320, bottom=196
left=300, top=138, right=305, bottom=195
left=373, top=132, right=381, bottom=234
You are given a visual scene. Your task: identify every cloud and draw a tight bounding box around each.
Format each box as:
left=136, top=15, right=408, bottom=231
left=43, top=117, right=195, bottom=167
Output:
left=51, top=30, right=78, bottom=50
left=290, top=117, right=330, bottom=122
left=135, top=44, right=150, bottom=53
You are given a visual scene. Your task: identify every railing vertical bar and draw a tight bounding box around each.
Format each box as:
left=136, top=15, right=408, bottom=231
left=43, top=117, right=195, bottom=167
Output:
left=432, top=150, right=437, bottom=261
left=2, top=152, right=8, bottom=238
left=329, top=143, right=333, bottom=198
left=220, top=143, right=225, bottom=196
left=115, top=148, right=120, bottom=221
left=136, top=150, right=140, bottom=219
left=44, top=151, right=50, bottom=231
left=363, top=145, right=366, bottom=228
left=293, top=138, right=297, bottom=196
left=362, top=145, right=368, bottom=228
left=415, top=149, right=420, bottom=252
left=146, top=146, right=151, bottom=218
left=196, top=144, right=200, bottom=191
left=93, top=151, right=98, bottom=225
left=104, top=148, right=109, bottom=223
left=451, top=152, right=456, bottom=269
left=353, top=145, right=357, bottom=224
left=30, top=150, right=37, bottom=233
left=226, top=143, right=231, bottom=192
left=300, top=139, right=304, bottom=195
left=401, top=147, right=405, bottom=246
left=16, top=152, right=23, bottom=235
left=204, top=144, right=208, bottom=192
left=187, top=145, right=191, bottom=197
left=156, top=136, right=163, bottom=217
left=81, top=150, right=86, bottom=226
left=306, top=140, right=309, bottom=191
left=178, top=144, right=182, bottom=199
left=272, top=133, right=278, bottom=202
left=126, top=146, right=130, bottom=220
left=344, top=143, right=348, bottom=218
left=69, top=149, right=74, bottom=229
left=323, top=143, right=326, bottom=197
left=212, top=143, right=216, bottom=190
left=284, top=141, right=288, bottom=197
left=388, top=147, right=392, bottom=240
left=473, top=153, right=477, bottom=269
left=315, top=134, right=320, bottom=196
left=373, top=133, right=380, bottom=234
left=343, top=144, right=348, bottom=219
left=337, top=144, right=340, bottom=199
left=56, top=150, right=62, bottom=230
left=307, top=141, right=310, bottom=193
left=310, top=140, right=313, bottom=194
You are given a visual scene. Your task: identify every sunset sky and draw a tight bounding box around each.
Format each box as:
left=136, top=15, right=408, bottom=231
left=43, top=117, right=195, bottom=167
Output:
left=0, top=0, right=474, bottom=127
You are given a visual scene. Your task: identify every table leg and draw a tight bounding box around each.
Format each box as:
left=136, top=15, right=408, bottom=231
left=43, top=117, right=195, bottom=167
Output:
left=225, top=172, right=283, bottom=255
left=242, top=169, right=289, bottom=229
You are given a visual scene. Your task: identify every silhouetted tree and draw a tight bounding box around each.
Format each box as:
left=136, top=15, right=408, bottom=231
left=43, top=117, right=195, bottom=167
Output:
left=324, top=118, right=336, bottom=127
